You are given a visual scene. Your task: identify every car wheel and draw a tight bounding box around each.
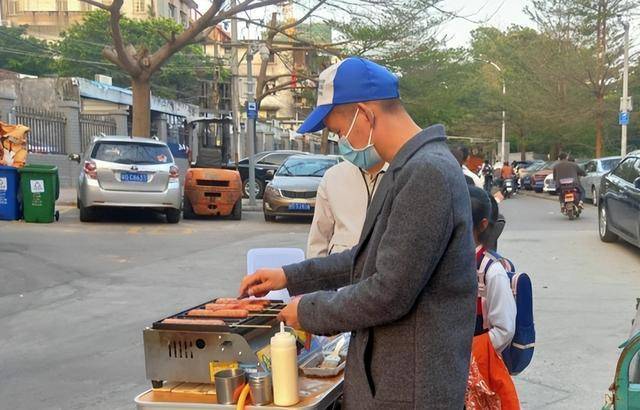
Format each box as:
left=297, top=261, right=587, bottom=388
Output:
left=599, top=204, right=618, bottom=243
left=183, top=195, right=196, bottom=219
left=79, top=201, right=96, bottom=222
left=592, top=187, right=598, bottom=207
left=230, top=199, right=242, bottom=221
left=166, top=208, right=181, bottom=224
left=243, top=179, right=265, bottom=199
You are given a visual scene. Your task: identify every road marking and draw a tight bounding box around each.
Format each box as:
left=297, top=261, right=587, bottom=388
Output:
left=127, top=227, right=142, bottom=235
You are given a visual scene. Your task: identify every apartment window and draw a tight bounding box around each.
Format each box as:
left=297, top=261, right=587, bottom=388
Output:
left=168, top=3, right=176, bottom=19
left=134, top=0, right=146, bottom=13
left=180, top=11, right=187, bottom=27
left=8, top=0, right=22, bottom=15
left=56, top=0, right=68, bottom=11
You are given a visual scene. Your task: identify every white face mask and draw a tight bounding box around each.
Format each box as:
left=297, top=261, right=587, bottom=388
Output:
left=338, top=108, right=382, bottom=170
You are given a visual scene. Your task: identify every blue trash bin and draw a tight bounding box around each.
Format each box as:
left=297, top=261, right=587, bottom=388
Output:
left=0, top=165, right=20, bottom=220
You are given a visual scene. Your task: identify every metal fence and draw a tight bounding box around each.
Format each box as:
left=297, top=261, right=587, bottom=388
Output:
left=80, top=114, right=117, bottom=152
left=14, top=106, right=66, bottom=154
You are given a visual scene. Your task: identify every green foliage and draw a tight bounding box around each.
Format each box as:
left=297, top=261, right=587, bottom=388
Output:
left=56, top=10, right=214, bottom=101
left=0, top=26, right=56, bottom=76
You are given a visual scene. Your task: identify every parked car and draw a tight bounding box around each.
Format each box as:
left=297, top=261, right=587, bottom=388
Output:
left=70, top=135, right=182, bottom=223
left=581, top=156, right=621, bottom=206
left=598, top=151, right=640, bottom=247
left=543, top=173, right=557, bottom=194
left=263, top=154, right=341, bottom=222
left=224, top=150, right=310, bottom=199
left=532, top=161, right=557, bottom=193
left=520, top=161, right=546, bottom=189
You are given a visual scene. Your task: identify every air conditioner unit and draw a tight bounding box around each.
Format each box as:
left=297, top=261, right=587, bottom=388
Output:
left=95, top=74, right=113, bottom=85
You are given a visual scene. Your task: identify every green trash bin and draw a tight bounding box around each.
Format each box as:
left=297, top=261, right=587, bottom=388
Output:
left=18, top=164, right=60, bottom=223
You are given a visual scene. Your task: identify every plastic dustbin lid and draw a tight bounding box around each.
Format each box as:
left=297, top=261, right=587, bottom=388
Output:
left=18, top=164, right=59, bottom=174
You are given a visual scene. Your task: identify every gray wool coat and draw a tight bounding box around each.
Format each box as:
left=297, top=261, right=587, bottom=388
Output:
left=283, top=125, right=477, bottom=409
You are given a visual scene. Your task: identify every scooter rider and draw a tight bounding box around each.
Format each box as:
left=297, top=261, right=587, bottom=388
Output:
left=553, top=153, right=586, bottom=205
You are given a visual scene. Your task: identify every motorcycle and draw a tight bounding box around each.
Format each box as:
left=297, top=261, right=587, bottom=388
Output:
left=502, top=178, right=516, bottom=199
left=558, top=178, right=582, bottom=220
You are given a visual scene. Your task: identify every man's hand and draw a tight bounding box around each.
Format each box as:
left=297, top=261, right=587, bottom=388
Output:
left=238, top=268, right=287, bottom=298
left=277, top=296, right=302, bottom=330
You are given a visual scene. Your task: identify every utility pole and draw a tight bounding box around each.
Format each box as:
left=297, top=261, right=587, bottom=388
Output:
left=477, top=59, right=507, bottom=163
left=230, top=0, right=242, bottom=164
left=620, top=20, right=631, bottom=157
left=246, top=43, right=258, bottom=207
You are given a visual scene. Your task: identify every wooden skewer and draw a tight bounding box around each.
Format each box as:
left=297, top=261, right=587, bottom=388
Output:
left=249, top=313, right=279, bottom=317
left=229, top=324, right=273, bottom=329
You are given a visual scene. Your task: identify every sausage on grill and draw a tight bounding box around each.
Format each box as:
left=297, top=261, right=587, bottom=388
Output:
left=162, top=318, right=226, bottom=326
left=187, top=309, right=249, bottom=318
left=205, top=303, right=264, bottom=312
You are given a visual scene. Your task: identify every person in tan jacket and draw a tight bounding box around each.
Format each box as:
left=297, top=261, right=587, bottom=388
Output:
left=306, top=159, right=386, bottom=258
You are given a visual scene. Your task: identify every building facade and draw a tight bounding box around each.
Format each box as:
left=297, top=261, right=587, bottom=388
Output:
left=1, top=0, right=198, bottom=40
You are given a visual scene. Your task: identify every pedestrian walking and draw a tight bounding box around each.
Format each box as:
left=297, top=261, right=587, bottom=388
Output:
left=239, top=57, right=477, bottom=408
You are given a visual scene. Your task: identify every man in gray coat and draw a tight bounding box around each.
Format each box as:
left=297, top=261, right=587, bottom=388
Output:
left=240, top=57, right=477, bottom=409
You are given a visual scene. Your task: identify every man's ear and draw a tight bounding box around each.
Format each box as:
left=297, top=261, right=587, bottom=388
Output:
left=480, top=218, right=490, bottom=234
left=357, top=102, right=375, bottom=127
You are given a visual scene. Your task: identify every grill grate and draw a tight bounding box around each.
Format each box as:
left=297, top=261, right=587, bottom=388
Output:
left=152, top=298, right=284, bottom=336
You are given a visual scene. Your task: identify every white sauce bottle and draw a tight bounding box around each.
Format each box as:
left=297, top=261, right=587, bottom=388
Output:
left=271, top=322, right=299, bottom=406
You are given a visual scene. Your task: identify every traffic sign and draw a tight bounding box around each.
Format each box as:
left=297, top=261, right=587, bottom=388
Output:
left=247, top=101, right=258, bottom=119
left=619, top=111, right=630, bottom=126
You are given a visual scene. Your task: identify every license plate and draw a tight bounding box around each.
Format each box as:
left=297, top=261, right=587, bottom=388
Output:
left=121, top=172, right=148, bottom=183
left=565, top=193, right=574, bottom=202
left=288, top=203, right=311, bottom=211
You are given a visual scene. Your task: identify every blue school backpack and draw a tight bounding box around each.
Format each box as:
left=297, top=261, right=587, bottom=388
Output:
left=481, top=250, right=535, bottom=375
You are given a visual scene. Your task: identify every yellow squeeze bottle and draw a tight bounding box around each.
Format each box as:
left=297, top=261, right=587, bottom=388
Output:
left=270, top=322, right=300, bottom=406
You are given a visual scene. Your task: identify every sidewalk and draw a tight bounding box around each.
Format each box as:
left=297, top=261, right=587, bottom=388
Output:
left=57, top=187, right=264, bottom=212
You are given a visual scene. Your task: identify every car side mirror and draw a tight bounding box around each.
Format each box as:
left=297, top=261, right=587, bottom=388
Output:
left=635, top=177, right=640, bottom=190
left=68, top=153, right=81, bottom=163
left=266, top=169, right=275, bottom=177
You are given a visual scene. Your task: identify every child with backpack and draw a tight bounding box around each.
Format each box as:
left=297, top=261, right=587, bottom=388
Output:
left=466, top=186, right=520, bottom=409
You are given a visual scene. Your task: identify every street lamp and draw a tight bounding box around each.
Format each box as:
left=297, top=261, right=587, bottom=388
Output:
left=477, top=59, right=507, bottom=163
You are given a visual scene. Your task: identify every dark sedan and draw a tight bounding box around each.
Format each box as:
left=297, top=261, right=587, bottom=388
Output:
left=224, top=150, right=309, bottom=198
left=599, top=150, right=640, bottom=248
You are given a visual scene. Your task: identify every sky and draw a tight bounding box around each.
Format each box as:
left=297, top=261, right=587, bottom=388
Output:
left=194, top=0, right=534, bottom=48
left=439, top=0, right=533, bottom=47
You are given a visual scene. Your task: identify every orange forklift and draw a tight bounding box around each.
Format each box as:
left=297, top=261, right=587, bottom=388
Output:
left=183, top=116, right=242, bottom=220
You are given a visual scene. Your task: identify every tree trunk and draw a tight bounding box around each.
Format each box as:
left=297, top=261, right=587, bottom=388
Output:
left=131, top=77, right=151, bottom=137
left=320, top=128, right=330, bottom=154
left=595, top=93, right=604, bottom=158
left=519, top=132, right=526, bottom=161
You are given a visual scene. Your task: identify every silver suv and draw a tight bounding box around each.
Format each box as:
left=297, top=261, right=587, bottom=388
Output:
left=71, top=136, right=182, bottom=223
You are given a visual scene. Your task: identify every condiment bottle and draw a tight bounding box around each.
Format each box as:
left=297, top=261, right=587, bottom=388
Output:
left=270, top=322, right=299, bottom=406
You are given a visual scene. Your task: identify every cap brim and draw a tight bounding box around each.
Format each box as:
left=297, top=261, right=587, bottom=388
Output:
left=297, top=104, right=333, bottom=134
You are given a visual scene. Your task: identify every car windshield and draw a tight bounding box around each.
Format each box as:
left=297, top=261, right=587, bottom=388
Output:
left=527, top=162, right=545, bottom=171
left=93, top=141, right=173, bottom=165
left=276, top=157, right=337, bottom=177
left=601, top=158, right=620, bottom=172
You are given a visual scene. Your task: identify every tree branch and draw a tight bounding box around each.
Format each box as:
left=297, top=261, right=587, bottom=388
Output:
left=235, top=17, right=345, bottom=57
left=257, top=83, right=317, bottom=103
left=280, top=0, right=328, bottom=31
left=77, top=0, right=110, bottom=10
left=106, top=0, right=141, bottom=75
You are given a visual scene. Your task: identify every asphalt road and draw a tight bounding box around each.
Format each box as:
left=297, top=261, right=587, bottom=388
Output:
left=1, top=194, right=639, bottom=409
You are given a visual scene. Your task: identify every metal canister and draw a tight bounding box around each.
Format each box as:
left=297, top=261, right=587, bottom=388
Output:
left=214, top=368, right=246, bottom=405
left=248, top=371, right=273, bottom=406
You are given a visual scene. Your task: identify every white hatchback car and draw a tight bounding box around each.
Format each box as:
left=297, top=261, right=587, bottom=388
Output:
left=71, top=136, right=182, bottom=223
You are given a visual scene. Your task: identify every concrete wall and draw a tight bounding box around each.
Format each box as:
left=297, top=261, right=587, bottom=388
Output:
left=28, top=154, right=81, bottom=189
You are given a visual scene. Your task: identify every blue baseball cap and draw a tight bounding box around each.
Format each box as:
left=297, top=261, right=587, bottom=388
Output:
left=297, top=57, right=399, bottom=134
